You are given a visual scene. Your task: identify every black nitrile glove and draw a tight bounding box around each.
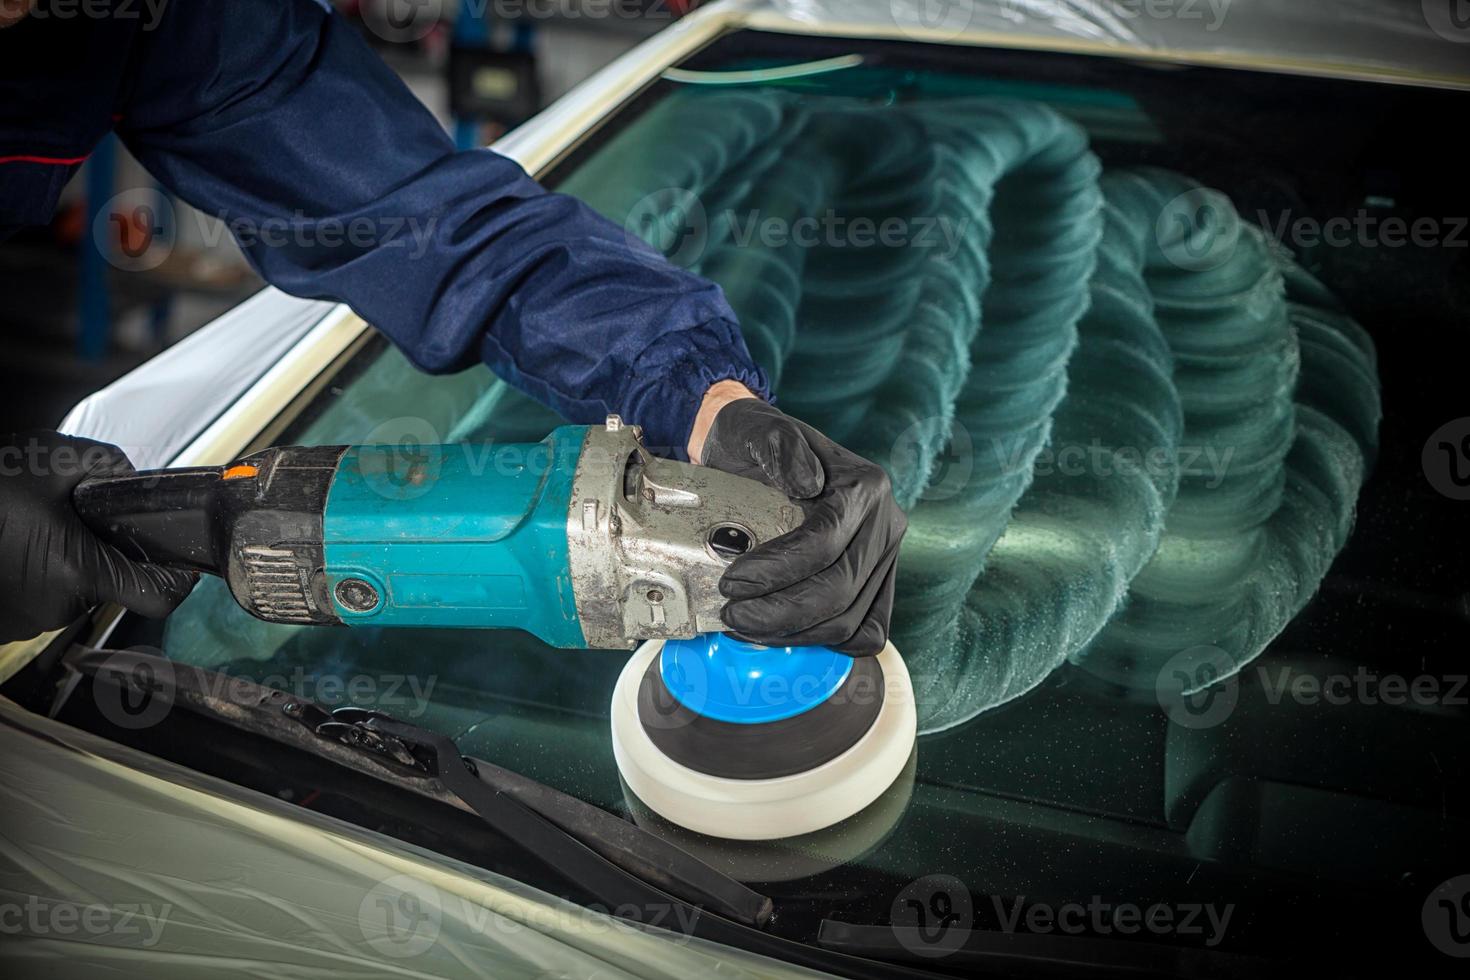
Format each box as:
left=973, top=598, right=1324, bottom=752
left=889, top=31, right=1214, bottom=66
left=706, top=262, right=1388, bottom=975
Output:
left=701, top=399, right=906, bottom=656
left=0, top=431, right=197, bottom=643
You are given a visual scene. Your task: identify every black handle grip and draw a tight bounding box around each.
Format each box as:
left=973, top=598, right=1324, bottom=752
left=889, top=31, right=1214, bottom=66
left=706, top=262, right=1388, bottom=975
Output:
left=75, top=445, right=352, bottom=625
left=73, top=466, right=232, bottom=573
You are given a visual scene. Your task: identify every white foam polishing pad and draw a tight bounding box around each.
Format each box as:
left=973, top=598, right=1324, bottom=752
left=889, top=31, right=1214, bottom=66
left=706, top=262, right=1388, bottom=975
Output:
left=610, top=639, right=917, bottom=841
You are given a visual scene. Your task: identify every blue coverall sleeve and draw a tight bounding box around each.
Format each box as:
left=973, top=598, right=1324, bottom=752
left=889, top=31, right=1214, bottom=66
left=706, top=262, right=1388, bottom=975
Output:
left=116, top=0, right=768, bottom=456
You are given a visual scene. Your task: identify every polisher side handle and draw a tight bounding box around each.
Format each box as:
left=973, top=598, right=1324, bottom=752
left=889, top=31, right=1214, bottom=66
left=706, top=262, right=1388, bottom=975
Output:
left=73, top=464, right=238, bottom=573
left=74, top=446, right=351, bottom=626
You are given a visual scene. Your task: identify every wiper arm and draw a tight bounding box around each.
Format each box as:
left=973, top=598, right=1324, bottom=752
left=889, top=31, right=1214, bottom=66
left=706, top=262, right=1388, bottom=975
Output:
left=300, top=703, right=773, bottom=927
left=65, top=646, right=772, bottom=928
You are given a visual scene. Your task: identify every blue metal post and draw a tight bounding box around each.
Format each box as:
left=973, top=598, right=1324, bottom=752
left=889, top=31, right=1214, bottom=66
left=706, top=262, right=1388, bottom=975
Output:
left=512, top=19, right=534, bottom=54
left=453, top=117, right=480, bottom=151
left=452, top=4, right=491, bottom=150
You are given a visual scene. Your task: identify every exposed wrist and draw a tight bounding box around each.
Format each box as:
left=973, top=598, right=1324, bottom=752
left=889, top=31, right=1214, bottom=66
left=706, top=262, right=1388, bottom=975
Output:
left=687, top=380, right=760, bottom=463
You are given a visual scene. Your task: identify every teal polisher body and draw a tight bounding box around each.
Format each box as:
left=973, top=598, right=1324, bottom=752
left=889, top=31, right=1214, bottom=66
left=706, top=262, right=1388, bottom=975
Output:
left=72, top=416, right=800, bottom=650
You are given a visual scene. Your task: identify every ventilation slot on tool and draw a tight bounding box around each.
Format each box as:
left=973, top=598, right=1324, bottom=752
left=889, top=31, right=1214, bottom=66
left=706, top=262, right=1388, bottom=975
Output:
left=240, top=546, right=315, bottom=624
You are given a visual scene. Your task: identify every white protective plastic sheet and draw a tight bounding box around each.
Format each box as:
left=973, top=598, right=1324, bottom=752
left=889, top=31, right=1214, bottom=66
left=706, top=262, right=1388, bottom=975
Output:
left=772, top=0, right=1470, bottom=85
left=0, top=696, right=834, bottom=979
left=58, top=289, right=338, bottom=470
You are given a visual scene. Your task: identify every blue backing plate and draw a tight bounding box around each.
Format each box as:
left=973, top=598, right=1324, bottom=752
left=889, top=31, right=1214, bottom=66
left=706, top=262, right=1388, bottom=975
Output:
left=659, top=633, right=853, bottom=724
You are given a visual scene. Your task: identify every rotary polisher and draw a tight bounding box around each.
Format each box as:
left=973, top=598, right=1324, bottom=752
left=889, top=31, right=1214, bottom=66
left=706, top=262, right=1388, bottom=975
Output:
left=73, top=415, right=917, bottom=840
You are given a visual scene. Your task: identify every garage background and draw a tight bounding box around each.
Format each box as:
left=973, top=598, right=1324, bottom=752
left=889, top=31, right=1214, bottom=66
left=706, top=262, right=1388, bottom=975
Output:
left=0, top=0, right=694, bottom=431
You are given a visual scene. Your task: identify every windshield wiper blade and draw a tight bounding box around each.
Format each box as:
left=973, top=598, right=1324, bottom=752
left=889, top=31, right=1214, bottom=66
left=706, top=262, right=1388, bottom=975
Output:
left=65, top=646, right=772, bottom=928
left=302, top=703, right=774, bottom=927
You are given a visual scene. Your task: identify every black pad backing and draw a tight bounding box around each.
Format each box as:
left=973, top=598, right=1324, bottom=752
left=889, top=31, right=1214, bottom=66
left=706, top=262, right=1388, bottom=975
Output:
left=637, top=654, right=885, bottom=780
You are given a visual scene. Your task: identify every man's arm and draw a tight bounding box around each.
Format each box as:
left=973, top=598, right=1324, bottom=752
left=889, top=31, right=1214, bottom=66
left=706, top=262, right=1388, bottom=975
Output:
left=117, top=0, right=767, bottom=456
left=116, top=0, right=904, bottom=654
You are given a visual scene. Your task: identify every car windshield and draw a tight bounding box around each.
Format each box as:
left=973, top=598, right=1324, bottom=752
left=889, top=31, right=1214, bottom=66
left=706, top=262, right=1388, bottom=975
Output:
left=137, top=33, right=1469, bottom=969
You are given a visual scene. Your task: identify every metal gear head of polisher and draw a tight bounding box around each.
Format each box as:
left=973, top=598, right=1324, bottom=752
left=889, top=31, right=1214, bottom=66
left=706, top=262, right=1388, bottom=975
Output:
left=609, top=633, right=917, bottom=841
